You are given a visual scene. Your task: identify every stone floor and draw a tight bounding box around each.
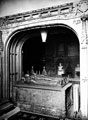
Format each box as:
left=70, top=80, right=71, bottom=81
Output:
left=9, top=112, right=59, bottom=120
left=0, top=100, right=82, bottom=120
left=0, top=100, right=85, bottom=120
left=8, top=111, right=83, bottom=120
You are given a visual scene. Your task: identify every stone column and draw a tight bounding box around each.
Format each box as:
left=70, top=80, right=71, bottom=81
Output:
left=1, top=30, right=10, bottom=100
left=80, top=17, right=88, bottom=118
left=0, top=31, right=3, bottom=101
left=73, top=84, right=79, bottom=112
left=86, top=18, right=88, bottom=118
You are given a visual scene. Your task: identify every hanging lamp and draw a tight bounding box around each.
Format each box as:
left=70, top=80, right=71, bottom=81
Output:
left=41, top=30, right=47, bottom=42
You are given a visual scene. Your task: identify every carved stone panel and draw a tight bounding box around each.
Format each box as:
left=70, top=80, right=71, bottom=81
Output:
left=13, top=83, right=72, bottom=117
left=78, top=0, right=88, bottom=13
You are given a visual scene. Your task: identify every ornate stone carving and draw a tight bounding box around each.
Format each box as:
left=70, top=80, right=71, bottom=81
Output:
left=0, top=1, right=88, bottom=28
left=78, top=0, right=88, bottom=13
left=82, top=78, right=88, bottom=83
left=13, top=83, right=72, bottom=117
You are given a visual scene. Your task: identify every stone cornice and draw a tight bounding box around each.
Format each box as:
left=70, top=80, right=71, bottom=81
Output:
left=0, top=0, right=88, bottom=28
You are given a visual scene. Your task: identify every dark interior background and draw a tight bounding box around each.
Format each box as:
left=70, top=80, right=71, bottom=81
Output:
left=22, top=26, right=79, bottom=77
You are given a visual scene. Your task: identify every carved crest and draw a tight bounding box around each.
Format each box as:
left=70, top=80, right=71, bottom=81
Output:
left=78, top=0, right=88, bottom=12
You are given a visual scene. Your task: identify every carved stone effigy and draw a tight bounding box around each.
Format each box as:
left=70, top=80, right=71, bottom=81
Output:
left=19, top=74, right=69, bottom=87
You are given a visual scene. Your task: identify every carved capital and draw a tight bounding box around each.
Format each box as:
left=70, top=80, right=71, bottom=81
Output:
left=81, top=16, right=87, bottom=21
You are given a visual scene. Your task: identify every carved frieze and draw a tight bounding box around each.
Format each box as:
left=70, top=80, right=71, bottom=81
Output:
left=0, top=0, right=88, bottom=28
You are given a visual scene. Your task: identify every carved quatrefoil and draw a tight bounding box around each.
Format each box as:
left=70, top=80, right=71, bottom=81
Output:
left=78, top=0, right=88, bottom=12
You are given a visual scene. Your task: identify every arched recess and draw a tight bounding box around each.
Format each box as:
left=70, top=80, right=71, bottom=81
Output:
left=5, top=23, right=80, bottom=99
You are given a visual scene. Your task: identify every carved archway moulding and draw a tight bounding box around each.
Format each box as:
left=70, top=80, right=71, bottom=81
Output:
left=1, top=0, right=88, bottom=48
left=5, top=23, right=80, bottom=49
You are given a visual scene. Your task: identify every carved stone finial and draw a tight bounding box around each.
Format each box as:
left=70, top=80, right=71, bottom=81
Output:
left=31, top=66, right=35, bottom=75
left=42, top=66, right=47, bottom=75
